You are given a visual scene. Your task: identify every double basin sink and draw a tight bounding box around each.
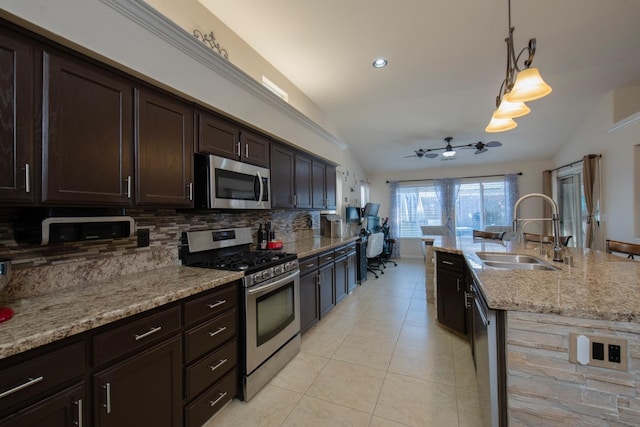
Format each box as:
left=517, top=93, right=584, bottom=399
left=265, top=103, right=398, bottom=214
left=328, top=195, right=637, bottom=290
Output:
left=477, top=252, right=559, bottom=271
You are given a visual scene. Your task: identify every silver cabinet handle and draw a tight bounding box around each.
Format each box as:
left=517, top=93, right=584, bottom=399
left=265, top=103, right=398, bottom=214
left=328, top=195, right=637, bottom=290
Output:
left=125, top=176, right=131, bottom=198
left=256, top=171, right=264, bottom=205
left=24, top=163, right=30, bottom=193
left=75, top=398, right=83, bottom=427
left=188, top=182, right=193, bottom=201
left=134, top=326, right=162, bottom=341
left=305, top=263, right=316, bottom=268
left=0, top=376, right=43, bottom=399
left=293, top=194, right=298, bottom=206
left=236, top=141, right=241, bottom=157
left=464, top=291, right=473, bottom=309
left=456, top=278, right=461, bottom=292
left=245, top=143, right=249, bottom=158
left=209, top=391, right=228, bottom=407
left=208, top=358, right=228, bottom=372
left=208, top=326, right=227, bottom=337
left=442, top=260, right=454, bottom=265
left=104, top=383, right=112, bottom=414
left=207, top=300, right=226, bottom=309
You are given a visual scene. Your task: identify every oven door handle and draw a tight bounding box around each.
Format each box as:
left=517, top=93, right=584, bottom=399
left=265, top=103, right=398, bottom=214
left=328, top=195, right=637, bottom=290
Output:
left=248, top=270, right=299, bottom=296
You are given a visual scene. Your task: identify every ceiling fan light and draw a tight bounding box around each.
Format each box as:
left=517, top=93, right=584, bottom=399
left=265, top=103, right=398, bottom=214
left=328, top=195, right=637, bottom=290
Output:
left=442, top=149, right=456, bottom=158
left=493, top=99, right=530, bottom=119
left=485, top=116, right=517, bottom=133
left=504, top=67, right=552, bottom=103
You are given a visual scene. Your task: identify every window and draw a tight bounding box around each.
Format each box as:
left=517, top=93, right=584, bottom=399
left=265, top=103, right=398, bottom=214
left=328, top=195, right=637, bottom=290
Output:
left=455, top=179, right=510, bottom=236
left=555, top=163, right=586, bottom=248
left=395, top=183, right=442, bottom=237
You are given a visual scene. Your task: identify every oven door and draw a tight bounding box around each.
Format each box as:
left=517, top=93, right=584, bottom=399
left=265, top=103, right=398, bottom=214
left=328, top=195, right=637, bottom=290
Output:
left=245, top=269, right=300, bottom=374
left=209, top=155, right=271, bottom=209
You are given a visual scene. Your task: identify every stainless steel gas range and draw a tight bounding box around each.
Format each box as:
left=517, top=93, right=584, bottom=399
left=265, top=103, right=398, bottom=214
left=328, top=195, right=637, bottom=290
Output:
left=180, top=227, right=300, bottom=401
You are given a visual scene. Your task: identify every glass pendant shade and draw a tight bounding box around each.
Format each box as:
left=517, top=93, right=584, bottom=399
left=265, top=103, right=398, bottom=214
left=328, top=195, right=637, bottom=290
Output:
left=485, top=116, right=517, bottom=133
left=494, top=99, right=530, bottom=119
left=504, top=67, right=552, bottom=103
left=442, top=149, right=456, bottom=157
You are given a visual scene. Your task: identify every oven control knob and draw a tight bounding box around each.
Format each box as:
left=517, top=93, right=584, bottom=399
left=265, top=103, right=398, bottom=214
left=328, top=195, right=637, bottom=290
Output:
left=283, top=262, right=291, bottom=272
left=288, top=260, right=298, bottom=271
left=274, top=265, right=284, bottom=275
left=262, top=268, right=273, bottom=280
left=253, top=271, right=263, bottom=282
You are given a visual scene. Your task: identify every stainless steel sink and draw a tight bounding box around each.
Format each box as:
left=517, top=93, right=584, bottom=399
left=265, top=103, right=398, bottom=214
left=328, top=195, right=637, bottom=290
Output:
left=476, top=252, right=559, bottom=271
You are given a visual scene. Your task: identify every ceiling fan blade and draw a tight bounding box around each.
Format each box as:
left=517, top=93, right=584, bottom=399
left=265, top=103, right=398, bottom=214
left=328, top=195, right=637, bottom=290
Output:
left=404, top=155, right=418, bottom=158
left=486, top=141, right=502, bottom=147
left=475, top=148, right=489, bottom=154
left=425, top=153, right=439, bottom=159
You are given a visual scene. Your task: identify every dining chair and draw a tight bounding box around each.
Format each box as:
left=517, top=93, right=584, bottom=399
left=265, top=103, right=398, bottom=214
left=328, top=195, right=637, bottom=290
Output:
left=523, top=233, right=572, bottom=247
left=473, top=229, right=505, bottom=240
left=606, top=239, right=640, bottom=259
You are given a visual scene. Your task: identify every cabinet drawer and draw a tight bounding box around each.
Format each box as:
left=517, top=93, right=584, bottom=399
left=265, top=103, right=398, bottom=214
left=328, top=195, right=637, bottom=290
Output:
left=299, top=256, right=318, bottom=275
left=93, top=305, right=181, bottom=366
left=318, top=251, right=334, bottom=266
left=185, top=368, right=236, bottom=427
left=185, top=339, right=237, bottom=400
left=0, top=342, right=85, bottom=412
left=437, top=252, right=465, bottom=273
left=185, top=310, right=237, bottom=363
left=184, top=285, right=237, bottom=327
left=334, top=245, right=349, bottom=258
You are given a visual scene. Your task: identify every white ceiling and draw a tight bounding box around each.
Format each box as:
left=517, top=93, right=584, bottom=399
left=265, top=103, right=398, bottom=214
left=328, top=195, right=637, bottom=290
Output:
left=199, top=0, right=640, bottom=173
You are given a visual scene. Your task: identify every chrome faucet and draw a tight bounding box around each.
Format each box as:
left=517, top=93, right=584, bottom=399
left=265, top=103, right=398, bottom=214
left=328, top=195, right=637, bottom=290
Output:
left=513, top=193, right=564, bottom=262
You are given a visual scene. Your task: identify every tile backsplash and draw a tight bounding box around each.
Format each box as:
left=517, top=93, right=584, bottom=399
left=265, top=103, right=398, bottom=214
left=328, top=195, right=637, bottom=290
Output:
left=0, top=207, right=319, bottom=299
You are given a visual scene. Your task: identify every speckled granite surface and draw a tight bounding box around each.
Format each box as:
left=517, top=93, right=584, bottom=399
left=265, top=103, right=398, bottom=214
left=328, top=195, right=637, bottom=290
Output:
left=425, top=235, right=640, bottom=323
left=284, top=236, right=359, bottom=258
left=0, top=266, right=242, bottom=360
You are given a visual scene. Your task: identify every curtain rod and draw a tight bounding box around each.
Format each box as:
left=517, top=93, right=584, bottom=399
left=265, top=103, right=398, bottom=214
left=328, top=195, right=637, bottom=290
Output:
left=386, top=172, right=522, bottom=184
left=547, top=154, right=601, bottom=173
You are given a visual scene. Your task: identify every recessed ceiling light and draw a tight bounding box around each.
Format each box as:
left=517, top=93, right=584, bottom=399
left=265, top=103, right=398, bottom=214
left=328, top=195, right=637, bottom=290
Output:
left=372, top=58, right=388, bottom=68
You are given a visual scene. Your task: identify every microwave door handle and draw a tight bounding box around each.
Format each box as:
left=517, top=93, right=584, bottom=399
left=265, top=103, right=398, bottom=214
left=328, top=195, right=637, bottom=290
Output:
left=256, top=171, right=264, bottom=206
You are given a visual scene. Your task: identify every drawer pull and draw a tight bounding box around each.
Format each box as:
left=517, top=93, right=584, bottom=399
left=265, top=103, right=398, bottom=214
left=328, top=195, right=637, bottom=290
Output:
left=208, top=326, right=227, bottom=337
left=305, top=263, right=316, bottom=268
left=442, top=260, right=454, bottom=265
left=104, top=383, right=112, bottom=414
left=208, top=358, right=228, bottom=372
left=207, top=300, right=227, bottom=309
left=0, top=376, right=44, bottom=399
left=75, top=398, right=83, bottom=427
left=134, top=326, right=162, bottom=341
left=209, top=391, right=228, bottom=407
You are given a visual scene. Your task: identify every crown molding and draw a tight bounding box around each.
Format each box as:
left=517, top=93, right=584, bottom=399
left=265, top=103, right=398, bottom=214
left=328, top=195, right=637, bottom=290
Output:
left=100, top=0, right=346, bottom=149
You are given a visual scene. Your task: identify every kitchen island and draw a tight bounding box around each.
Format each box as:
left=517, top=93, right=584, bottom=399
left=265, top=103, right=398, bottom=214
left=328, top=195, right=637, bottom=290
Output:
left=425, top=234, right=640, bottom=425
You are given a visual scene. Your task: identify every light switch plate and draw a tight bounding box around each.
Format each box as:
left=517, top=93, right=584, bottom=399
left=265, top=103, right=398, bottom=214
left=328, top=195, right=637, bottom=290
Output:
left=569, top=333, right=628, bottom=371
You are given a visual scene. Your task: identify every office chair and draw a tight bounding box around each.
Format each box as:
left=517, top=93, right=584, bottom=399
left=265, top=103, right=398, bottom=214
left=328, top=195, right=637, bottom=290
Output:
left=366, top=232, right=385, bottom=278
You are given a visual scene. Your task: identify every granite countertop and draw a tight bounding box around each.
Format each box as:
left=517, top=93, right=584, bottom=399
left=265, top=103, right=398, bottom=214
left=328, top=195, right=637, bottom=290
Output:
left=0, top=266, right=243, bottom=360
left=285, top=235, right=360, bottom=259
left=424, top=235, right=640, bottom=323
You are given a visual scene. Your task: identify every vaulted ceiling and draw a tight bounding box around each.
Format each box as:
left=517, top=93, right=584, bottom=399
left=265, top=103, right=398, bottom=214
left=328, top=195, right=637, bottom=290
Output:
left=198, top=0, right=640, bottom=173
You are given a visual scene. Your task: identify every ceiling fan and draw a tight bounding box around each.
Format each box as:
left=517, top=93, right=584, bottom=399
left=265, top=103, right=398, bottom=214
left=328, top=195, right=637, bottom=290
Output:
left=405, top=137, right=502, bottom=159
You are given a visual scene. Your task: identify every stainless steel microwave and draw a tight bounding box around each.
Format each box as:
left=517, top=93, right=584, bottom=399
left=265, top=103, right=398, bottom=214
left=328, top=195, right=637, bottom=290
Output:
left=194, top=154, right=271, bottom=210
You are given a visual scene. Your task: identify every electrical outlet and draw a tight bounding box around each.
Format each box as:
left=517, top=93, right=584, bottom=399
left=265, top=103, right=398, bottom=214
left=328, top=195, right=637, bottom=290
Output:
left=137, top=229, right=150, bottom=247
left=569, top=333, right=628, bottom=371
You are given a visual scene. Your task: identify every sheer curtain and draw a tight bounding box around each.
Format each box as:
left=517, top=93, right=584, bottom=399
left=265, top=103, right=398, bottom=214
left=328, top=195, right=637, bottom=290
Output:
left=583, top=154, right=604, bottom=250
left=388, top=181, right=400, bottom=257
left=542, top=170, right=553, bottom=235
left=434, top=178, right=460, bottom=236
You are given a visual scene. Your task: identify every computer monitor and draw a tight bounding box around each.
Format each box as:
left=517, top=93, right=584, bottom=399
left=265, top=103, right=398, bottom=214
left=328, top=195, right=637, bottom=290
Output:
left=345, top=206, right=361, bottom=224
left=362, top=202, right=380, bottom=218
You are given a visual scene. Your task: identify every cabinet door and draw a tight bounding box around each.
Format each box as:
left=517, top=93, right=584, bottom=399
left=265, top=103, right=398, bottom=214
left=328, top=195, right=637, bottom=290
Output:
left=312, top=160, right=326, bottom=209
left=0, top=29, right=35, bottom=204
left=436, top=269, right=466, bottom=335
left=43, top=50, right=133, bottom=205
left=196, top=109, right=240, bottom=159
left=240, top=130, right=270, bottom=167
left=270, top=144, right=294, bottom=208
left=334, top=256, right=347, bottom=304
left=324, top=164, right=337, bottom=210
left=294, top=154, right=312, bottom=209
left=0, top=383, right=85, bottom=427
left=299, top=271, right=319, bottom=334
left=347, top=251, right=357, bottom=293
left=93, top=336, right=182, bottom=427
left=318, top=263, right=335, bottom=318
left=135, top=88, right=193, bottom=207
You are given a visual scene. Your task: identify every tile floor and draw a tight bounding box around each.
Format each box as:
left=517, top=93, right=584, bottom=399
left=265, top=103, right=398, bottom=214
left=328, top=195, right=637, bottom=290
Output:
left=205, top=260, right=482, bottom=427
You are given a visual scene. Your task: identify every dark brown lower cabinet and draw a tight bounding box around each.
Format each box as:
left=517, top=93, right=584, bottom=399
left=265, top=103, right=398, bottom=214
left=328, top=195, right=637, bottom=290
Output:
left=436, top=252, right=467, bottom=336
left=334, top=255, right=348, bottom=304
left=93, top=336, right=182, bottom=427
left=300, top=268, right=320, bottom=334
left=0, top=383, right=85, bottom=427
left=185, top=368, right=237, bottom=427
left=318, top=262, right=335, bottom=318
left=347, top=250, right=357, bottom=293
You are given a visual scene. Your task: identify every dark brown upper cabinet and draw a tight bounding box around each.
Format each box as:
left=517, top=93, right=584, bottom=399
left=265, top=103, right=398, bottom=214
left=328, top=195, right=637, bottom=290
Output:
left=196, top=109, right=269, bottom=168
left=312, top=160, right=337, bottom=210
left=135, top=87, right=194, bottom=208
left=270, top=143, right=295, bottom=208
left=42, top=50, right=133, bottom=206
left=294, top=153, right=313, bottom=209
left=0, top=28, right=35, bottom=204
